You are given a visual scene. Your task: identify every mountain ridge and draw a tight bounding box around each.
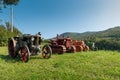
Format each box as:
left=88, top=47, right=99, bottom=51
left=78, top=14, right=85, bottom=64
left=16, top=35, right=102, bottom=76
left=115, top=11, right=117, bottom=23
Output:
left=56, top=26, right=120, bottom=40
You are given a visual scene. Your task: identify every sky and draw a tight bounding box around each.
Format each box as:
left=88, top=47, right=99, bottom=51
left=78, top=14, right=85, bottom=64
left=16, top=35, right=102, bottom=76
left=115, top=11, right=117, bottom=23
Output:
left=0, top=0, right=120, bottom=39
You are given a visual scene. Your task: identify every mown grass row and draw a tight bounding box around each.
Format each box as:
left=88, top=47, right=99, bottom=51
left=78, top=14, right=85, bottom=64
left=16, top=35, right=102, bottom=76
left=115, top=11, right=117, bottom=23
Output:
left=0, top=47, right=120, bottom=80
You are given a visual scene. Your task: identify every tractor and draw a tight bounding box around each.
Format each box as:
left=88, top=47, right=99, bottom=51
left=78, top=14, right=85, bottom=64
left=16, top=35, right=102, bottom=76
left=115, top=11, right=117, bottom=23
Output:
left=8, top=33, right=52, bottom=62
left=48, top=35, right=76, bottom=54
left=72, top=40, right=89, bottom=52
left=48, top=34, right=89, bottom=54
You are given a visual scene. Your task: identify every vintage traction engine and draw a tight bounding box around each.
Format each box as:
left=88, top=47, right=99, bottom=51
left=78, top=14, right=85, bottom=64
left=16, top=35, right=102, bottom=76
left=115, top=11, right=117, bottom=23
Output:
left=8, top=33, right=52, bottom=62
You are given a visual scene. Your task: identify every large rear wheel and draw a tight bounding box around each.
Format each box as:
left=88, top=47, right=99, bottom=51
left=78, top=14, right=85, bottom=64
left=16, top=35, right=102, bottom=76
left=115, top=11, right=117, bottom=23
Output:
left=8, top=38, right=17, bottom=58
left=42, top=45, right=52, bottom=59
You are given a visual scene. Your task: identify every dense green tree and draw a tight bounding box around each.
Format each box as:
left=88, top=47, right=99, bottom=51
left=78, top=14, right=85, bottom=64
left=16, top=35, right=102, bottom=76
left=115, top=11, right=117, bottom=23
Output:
left=0, top=0, right=19, bottom=9
left=94, top=39, right=120, bottom=51
left=3, top=0, right=19, bottom=6
left=0, top=23, right=22, bottom=46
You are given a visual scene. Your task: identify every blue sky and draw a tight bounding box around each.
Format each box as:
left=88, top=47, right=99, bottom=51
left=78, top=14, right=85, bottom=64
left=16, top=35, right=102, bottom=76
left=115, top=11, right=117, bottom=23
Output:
left=1, top=0, right=120, bottom=39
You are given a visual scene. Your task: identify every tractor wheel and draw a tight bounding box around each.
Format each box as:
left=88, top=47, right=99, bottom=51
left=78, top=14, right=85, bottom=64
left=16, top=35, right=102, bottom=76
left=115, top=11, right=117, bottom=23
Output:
left=84, top=45, right=89, bottom=51
left=42, top=45, right=52, bottom=59
left=86, top=46, right=89, bottom=51
left=19, top=45, right=30, bottom=62
left=8, top=38, right=17, bottom=58
left=57, top=45, right=66, bottom=54
left=69, top=45, right=76, bottom=53
left=75, top=45, right=83, bottom=52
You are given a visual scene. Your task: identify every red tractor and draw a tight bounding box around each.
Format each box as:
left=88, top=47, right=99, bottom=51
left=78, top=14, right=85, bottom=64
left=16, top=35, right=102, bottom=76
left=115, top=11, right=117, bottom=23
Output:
left=72, top=40, right=89, bottom=52
left=49, top=35, right=76, bottom=54
left=49, top=35, right=89, bottom=54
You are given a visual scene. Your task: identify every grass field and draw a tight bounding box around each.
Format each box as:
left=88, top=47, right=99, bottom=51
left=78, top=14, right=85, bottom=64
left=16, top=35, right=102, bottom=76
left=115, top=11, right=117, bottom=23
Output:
left=0, top=47, right=120, bottom=80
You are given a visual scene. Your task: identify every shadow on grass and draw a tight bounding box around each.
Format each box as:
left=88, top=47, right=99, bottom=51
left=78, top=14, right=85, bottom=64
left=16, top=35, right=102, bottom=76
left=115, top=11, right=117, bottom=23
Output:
left=30, top=55, right=51, bottom=60
left=0, top=54, right=49, bottom=63
left=0, top=54, right=21, bottom=63
left=30, top=55, right=43, bottom=59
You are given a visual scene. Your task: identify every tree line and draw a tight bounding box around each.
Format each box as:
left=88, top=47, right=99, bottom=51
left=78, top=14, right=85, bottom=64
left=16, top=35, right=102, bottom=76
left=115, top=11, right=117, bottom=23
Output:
left=85, top=37, right=120, bottom=51
left=0, top=22, right=22, bottom=46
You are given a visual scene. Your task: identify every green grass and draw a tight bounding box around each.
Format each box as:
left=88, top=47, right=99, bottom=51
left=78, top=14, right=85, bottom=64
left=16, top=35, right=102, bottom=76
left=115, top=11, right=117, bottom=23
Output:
left=0, top=47, right=120, bottom=80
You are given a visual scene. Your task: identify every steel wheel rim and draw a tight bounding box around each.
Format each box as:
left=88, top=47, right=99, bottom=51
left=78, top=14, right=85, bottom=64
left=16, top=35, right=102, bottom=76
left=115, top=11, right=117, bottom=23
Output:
left=42, top=45, right=52, bottom=59
left=20, top=46, right=29, bottom=62
left=42, top=47, right=48, bottom=58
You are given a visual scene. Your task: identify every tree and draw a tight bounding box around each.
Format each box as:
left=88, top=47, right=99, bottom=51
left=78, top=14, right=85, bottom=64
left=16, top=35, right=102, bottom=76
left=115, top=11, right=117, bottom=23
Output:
left=3, top=0, right=20, bottom=32
left=0, top=0, right=19, bottom=9
left=0, top=0, right=3, bottom=9
left=3, top=0, right=19, bottom=6
left=0, top=23, right=22, bottom=46
left=5, top=21, right=11, bottom=31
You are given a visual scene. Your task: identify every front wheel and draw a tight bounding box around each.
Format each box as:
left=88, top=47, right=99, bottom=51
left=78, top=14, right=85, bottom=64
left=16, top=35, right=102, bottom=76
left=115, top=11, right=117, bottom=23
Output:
left=19, top=45, right=30, bottom=62
left=42, top=45, right=52, bottom=59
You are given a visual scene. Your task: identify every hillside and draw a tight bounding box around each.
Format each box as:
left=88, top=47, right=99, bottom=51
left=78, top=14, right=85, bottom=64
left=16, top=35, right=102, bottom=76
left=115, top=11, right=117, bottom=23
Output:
left=57, top=26, right=120, bottom=40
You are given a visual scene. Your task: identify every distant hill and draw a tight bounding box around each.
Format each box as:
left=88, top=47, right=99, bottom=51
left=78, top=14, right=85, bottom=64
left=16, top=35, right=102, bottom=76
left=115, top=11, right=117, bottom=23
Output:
left=50, top=26, right=120, bottom=50
left=56, top=26, right=120, bottom=40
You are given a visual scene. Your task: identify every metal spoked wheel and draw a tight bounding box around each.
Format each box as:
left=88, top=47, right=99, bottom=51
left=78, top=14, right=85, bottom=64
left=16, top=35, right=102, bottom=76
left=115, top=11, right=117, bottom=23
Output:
left=19, top=45, right=30, bottom=62
left=69, top=45, right=76, bottom=53
left=42, top=45, right=52, bottom=59
left=8, top=38, right=17, bottom=58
